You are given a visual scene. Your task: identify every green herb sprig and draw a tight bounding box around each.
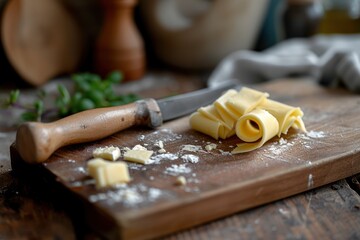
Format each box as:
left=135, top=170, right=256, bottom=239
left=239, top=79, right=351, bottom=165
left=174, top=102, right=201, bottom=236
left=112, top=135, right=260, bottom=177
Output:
left=2, top=71, right=139, bottom=122
left=2, top=89, right=46, bottom=122
left=56, top=71, right=139, bottom=117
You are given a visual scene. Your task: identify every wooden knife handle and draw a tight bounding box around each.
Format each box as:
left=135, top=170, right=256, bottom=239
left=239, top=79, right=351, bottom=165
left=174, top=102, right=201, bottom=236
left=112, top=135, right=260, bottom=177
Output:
left=15, top=99, right=162, bottom=164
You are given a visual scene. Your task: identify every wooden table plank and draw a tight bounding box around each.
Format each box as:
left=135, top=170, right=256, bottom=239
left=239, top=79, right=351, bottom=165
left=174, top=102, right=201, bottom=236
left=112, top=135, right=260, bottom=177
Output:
left=1, top=169, right=359, bottom=239
left=166, top=178, right=360, bottom=240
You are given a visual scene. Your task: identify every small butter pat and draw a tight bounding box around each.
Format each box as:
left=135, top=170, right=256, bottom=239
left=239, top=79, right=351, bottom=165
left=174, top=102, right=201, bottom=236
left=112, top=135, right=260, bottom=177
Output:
left=92, top=146, right=121, bottom=161
left=155, top=141, right=164, bottom=149
left=87, top=158, right=130, bottom=188
left=132, top=144, right=147, bottom=151
left=155, top=141, right=166, bottom=153
left=176, top=176, right=187, bottom=186
left=158, top=148, right=166, bottom=153
left=205, top=143, right=217, bottom=151
left=124, top=149, right=154, bottom=164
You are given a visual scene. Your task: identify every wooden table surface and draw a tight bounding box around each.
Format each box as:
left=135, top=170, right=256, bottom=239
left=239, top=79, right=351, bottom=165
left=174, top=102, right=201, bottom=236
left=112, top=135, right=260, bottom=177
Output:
left=1, top=72, right=360, bottom=239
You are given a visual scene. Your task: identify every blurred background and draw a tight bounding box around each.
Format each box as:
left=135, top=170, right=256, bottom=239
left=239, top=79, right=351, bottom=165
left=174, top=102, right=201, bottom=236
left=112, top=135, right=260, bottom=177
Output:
left=0, top=0, right=359, bottom=87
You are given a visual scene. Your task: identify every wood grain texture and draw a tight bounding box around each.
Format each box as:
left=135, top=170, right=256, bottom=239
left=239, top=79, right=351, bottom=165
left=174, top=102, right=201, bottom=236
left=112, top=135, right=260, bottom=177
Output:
left=0, top=172, right=77, bottom=239
left=10, top=79, right=360, bottom=239
left=165, top=178, right=360, bottom=240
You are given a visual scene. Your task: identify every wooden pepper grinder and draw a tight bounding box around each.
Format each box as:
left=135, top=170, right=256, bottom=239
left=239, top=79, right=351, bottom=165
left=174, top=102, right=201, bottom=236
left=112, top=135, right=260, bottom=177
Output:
left=95, top=0, right=145, bottom=81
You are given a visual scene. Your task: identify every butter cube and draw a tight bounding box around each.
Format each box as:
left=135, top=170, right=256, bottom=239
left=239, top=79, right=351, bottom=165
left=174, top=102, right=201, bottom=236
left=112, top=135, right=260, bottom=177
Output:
left=103, top=162, right=130, bottom=185
left=92, top=146, right=121, bottom=161
left=87, top=158, right=130, bottom=188
left=94, top=166, right=108, bottom=189
left=124, top=149, right=153, bottom=164
left=87, top=158, right=107, bottom=177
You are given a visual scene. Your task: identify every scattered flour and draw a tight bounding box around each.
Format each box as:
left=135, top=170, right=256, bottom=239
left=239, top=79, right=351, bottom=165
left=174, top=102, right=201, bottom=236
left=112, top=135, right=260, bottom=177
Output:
left=70, top=179, right=96, bottom=187
left=148, top=188, right=162, bottom=200
left=299, top=130, right=326, bottom=140
left=306, top=130, right=325, bottom=138
left=181, top=145, right=203, bottom=152
left=83, top=128, right=327, bottom=207
left=184, top=186, right=200, bottom=193
left=297, top=130, right=326, bottom=149
left=265, top=130, right=327, bottom=156
left=268, top=138, right=294, bottom=155
left=140, top=129, right=182, bottom=143
left=76, top=166, right=86, bottom=174
left=307, top=174, right=314, bottom=188
left=165, top=164, right=192, bottom=176
left=219, top=150, right=232, bottom=156
left=127, top=163, right=147, bottom=170
left=148, top=153, right=179, bottom=164
left=89, top=184, right=163, bottom=206
left=278, top=138, right=288, bottom=145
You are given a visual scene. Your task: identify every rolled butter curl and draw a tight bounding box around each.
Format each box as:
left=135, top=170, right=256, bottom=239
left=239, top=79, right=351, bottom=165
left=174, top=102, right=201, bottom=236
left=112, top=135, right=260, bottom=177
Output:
left=232, top=109, right=279, bottom=154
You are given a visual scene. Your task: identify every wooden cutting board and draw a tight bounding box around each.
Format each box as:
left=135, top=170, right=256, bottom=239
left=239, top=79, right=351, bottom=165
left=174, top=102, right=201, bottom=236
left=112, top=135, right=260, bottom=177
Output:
left=10, top=79, right=360, bottom=240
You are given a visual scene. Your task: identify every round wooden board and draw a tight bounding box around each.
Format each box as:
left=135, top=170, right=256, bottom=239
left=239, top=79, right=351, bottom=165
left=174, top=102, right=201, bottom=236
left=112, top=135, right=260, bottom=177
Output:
left=1, top=0, right=84, bottom=86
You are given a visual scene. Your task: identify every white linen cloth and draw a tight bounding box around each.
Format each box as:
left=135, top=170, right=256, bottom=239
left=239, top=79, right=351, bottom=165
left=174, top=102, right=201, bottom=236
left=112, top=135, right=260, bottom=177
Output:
left=208, top=34, right=360, bottom=92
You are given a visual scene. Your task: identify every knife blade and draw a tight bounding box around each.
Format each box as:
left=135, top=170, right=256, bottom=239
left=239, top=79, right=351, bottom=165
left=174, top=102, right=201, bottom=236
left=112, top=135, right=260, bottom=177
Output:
left=158, top=83, right=236, bottom=121
left=15, top=82, right=235, bottom=164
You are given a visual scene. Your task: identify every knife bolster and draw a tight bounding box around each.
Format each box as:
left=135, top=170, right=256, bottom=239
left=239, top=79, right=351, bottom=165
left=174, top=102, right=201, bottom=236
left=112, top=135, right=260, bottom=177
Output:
left=135, top=99, right=163, bottom=128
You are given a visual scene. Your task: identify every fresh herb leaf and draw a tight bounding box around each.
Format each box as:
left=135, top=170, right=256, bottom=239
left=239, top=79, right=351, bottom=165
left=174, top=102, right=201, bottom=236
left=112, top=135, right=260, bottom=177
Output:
left=2, top=89, right=20, bottom=107
left=21, top=111, right=38, bottom=122
left=2, top=71, right=140, bottom=122
left=106, top=71, right=123, bottom=83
